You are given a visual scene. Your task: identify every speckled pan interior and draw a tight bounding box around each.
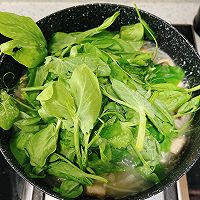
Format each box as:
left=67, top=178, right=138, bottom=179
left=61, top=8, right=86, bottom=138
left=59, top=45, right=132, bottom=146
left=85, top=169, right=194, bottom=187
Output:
left=1, top=3, right=200, bottom=200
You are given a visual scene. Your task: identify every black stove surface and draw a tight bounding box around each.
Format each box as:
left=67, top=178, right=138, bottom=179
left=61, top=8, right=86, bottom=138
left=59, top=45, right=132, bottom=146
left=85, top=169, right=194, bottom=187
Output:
left=0, top=24, right=199, bottom=200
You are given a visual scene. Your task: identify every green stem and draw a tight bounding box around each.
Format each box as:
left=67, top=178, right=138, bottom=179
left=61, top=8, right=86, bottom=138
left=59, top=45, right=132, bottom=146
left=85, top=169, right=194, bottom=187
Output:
left=60, top=46, right=71, bottom=58
left=135, top=110, right=146, bottom=151
left=21, top=86, right=45, bottom=92
left=73, top=116, right=82, bottom=169
left=186, top=84, right=200, bottom=93
left=134, top=4, right=142, bottom=20
left=86, top=173, right=108, bottom=183
left=134, top=4, right=158, bottom=59
left=88, top=119, right=105, bottom=149
left=83, top=132, right=90, bottom=167
left=12, top=97, right=36, bottom=111
left=55, top=119, right=62, bottom=135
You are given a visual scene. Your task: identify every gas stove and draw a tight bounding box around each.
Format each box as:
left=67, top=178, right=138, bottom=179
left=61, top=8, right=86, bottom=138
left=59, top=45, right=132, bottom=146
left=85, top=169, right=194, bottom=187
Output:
left=0, top=24, right=198, bottom=200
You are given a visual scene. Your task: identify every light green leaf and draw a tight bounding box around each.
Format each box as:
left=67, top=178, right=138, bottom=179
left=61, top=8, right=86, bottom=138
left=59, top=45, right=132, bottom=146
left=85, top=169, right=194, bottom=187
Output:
left=177, top=95, right=200, bottom=116
left=70, top=64, right=102, bottom=133
left=45, top=54, right=111, bottom=78
left=37, top=80, right=76, bottom=119
left=27, top=123, right=60, bottom=167
left=54, top=180, right=83, bottom=198
left=0, top=91, right=19, bottom=130
left=0, top=12, right=47, bottom=68
left=120, top=23, right=144, bottom=41
left=49, top=11, right=119, bottom=56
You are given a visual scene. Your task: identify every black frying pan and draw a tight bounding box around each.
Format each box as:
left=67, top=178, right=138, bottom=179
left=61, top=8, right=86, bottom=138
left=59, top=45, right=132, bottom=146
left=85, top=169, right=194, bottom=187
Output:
left=1, top=4, right=200, bottom=200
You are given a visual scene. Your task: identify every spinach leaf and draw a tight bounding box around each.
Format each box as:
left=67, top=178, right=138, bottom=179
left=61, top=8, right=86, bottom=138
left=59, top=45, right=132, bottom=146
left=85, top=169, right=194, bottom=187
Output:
left=146, top=64, right=185, bottom=85
left=70, top=64, right=102, bottom=134
left=46, top=53, right=110, bottom=78
left=110, top=79, right=174, bottom=150
left=15, top=117, right=41, bottom=126
left=58, top=129, right=75, bottom=162
left=136, top=165, right=160, bottom=183
left=49, top=11, right=119, bottom=56
left=102, top=102, right=125, bottom=121
left=115, top=38, right=144, bottom=52
left=14, top=117, right=42, bottom=133
left=110, top=79, right=147, bottom=151
left=140, top=135, right=161, bottom=167
left=10, top=132, right=32, bottom=167
left=147, top=122, right=164, bottom=143
left=91, top=36, right=144, bottom=52
left=37, top=80, right=76, bottom=120
left=54, top=180, right=83, bottom=198
left=83, top=43, right=109, bottom=63
left=100, top=121, right=133, bottom=149
left=151, top=90, right=191, bottom=113
left=49, top=32, right=76, bottom=56
left=134, top=4, right=158, bottom=53
left=71, top=11, right=120, bottom=43
left=70, top=64, right=102, bottom=167
left=120, top=23, right=144, bottom=41
left=34, top=63, right=49, bottom=87
left=0, top=91, right=19, bottom=130
left=47, top=157, right=107, bottom=183
left=0, top=12, right=47, bottom=68
left=88, top=153, right=124, bottom=174
left=48, top=160, right=92, bottom=185
left=98, top=138, right=112, bottom=162
left=177, top=95, right=200, bottom=116
left=124, top=52, right=153, bottom=66
left=27, top=121, right=61, bottom=167
left=149, top=83, right=185, bottom=92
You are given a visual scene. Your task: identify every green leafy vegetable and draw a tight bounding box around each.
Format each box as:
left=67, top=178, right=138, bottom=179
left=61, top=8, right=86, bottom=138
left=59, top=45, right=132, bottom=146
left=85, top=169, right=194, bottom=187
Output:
left=177, top=95, right=200, bottom=116
left=2, top=8, right=200, bottom=199
left=37, top=80, right=76, bottom=120
left=27, top=121, right=61, bottom=167
left=70, top=64, right=102, bottom=167
left=49, top=11, right=120, bottom=56
left=70, top=64, right=102, bottom=133
left=0, top=91, right=19, bottom=130
left=0, top=12, right=47, bottom=68
left=146, top=64, right=185, bottom=85
left=120, top=23, right=144, bottom=41
left=54, top=180, right=83, bottom=198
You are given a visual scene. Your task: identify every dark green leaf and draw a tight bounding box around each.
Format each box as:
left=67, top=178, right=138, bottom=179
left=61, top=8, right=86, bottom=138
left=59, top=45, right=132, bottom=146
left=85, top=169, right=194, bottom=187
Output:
left=27, top=123, right=58, bottom=167
left=10, top=132, right=31, bottom=167
left=47, top=160, right=103, bottom=184
left=58, top=129, right=75, bottom=162
left=54, top=180, right=83, bottom=198
left=49, top=11, right=119, bottom=56
left=0, top=91, right=19, bottom=130
left=177, top=95, right=200, bottom=116
left=147, top=64, right=185, bottom=85
left=0, top=12, right=47, bottom=68
left=98, top=139, right=112, bottom=162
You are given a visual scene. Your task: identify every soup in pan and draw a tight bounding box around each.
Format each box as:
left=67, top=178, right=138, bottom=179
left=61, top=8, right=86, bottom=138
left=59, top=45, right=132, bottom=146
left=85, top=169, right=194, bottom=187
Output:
left=0, top=7, right=199, bottom=199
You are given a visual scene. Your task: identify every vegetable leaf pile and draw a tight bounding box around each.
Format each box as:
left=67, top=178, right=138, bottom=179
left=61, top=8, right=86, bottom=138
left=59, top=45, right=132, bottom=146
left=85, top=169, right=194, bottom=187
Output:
left=0, top=9, right=199, bottom=199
